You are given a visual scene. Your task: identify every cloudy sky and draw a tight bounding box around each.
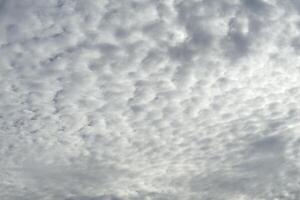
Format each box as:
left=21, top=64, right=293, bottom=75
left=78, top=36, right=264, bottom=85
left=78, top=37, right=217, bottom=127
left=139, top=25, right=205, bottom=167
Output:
left=1, top=0, right=300, bottom=199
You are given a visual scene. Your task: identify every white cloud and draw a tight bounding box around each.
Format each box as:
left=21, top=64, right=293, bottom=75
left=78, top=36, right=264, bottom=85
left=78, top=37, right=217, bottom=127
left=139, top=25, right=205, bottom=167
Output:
left=1, top=0, right=300, bottom=199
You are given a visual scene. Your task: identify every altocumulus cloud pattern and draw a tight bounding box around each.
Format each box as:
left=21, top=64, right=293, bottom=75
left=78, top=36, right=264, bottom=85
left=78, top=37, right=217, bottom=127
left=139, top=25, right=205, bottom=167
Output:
left=2, top=0, right=300, bottom=199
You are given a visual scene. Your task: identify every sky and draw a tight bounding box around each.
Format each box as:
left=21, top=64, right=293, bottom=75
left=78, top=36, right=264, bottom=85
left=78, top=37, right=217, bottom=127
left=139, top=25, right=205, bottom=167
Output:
left=1, top=0, right=300, bottom=199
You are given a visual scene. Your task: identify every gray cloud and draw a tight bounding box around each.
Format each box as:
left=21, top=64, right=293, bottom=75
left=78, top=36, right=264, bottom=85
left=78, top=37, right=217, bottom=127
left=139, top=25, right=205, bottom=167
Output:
left=1, top=0, right=300, bottom=199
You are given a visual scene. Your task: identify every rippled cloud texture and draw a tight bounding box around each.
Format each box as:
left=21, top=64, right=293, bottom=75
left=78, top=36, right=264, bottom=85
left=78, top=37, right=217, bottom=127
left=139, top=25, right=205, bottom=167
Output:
left=1, top=0, right=300, bottom=199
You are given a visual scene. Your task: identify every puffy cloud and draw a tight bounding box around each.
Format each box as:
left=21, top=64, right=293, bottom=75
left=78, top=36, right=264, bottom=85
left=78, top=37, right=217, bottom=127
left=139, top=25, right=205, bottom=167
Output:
left=1, top=0, right=300, bottom=199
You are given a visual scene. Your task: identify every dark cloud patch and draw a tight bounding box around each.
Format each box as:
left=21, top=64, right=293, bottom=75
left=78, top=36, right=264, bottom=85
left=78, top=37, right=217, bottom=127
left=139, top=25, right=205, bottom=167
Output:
left=190, top=134, right=300, bottom=199
left=242, top=0, right=272, bottom=15
left=66, top=195, right=123, bottom=200
left=222, top=31, right=251, bottom=61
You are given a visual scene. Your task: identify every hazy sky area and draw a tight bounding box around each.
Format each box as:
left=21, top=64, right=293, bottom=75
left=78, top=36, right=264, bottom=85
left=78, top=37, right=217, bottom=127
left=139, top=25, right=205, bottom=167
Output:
left=1, top=0, right=300, bottom=199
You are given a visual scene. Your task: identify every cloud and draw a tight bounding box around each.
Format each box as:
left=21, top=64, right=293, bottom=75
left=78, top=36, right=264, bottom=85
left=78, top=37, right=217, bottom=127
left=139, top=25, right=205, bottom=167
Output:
left=1, top=0, right=300, bottom=199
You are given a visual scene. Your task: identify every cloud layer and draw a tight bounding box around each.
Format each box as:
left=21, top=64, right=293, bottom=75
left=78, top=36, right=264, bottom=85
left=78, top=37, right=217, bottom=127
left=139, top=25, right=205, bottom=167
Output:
left=1, top=0, right=300, bottom=199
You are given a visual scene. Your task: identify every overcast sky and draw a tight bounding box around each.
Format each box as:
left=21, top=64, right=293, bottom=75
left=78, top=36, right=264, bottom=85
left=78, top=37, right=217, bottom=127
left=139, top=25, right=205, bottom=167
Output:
left=1, top=0, right=300, bottom=199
